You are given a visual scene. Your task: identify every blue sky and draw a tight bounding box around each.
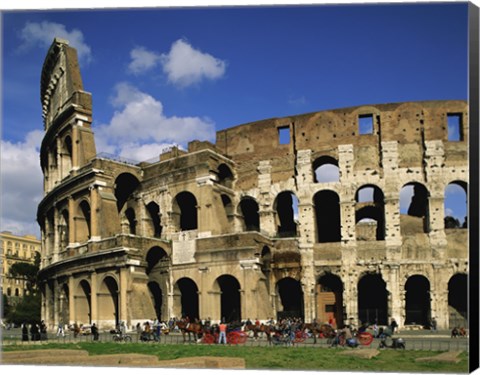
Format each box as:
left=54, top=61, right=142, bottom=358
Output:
left=0, top=1, right=470, bottom=236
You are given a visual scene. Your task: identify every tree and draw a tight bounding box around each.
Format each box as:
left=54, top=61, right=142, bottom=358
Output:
left=9, top=252, right=41, bottom=294
left=444, top=216, right=460, bottom=229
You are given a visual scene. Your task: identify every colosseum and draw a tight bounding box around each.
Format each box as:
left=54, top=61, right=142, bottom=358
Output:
left=37, top=38, right=468, bottom=332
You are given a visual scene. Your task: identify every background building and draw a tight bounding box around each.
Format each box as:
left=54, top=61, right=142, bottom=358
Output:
left=0, top=231, right=41, bottom=305
left=37, top=38, right=468, bottom=331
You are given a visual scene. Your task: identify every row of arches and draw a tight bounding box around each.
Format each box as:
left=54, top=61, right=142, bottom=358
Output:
left=144, top=270, right=467, bottom=328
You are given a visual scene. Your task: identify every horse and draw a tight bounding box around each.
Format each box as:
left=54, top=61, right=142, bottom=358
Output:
left=302, top=323, right=336, bottom=344
left=451, top=327, right=467, bottom=338
left=243, top=323, right=273, bottom=341
left=175, top=319, right=204, bottom=343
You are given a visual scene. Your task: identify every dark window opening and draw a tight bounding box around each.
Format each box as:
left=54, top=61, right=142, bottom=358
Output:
left=276, top=277, right=304, bottom=320
left=359, top=114, right=374, bottom=135
left=275, top=192, right=299, bottom=237
left=148, top=282, right=163, bottom=321
left=278, top=126, right=290, bottom=144
left=174, top=192, right=198, bottom=231
left=218, top=164, right=234, bottom=188
left=146, top=202, right=162, bottom=238
left=79, top=201, right=91, bottom=239
left=115, top=173, right=140, bottom=212
left=448, top=274, right=468, bottom=328
left=217, top=275, right=241, bottom=323
left=447, top=114, right=463, bottom=141
left=104, top=277, right=120, bottom=328
left=358, top=274, right=388, bottom=325
left=146, top=246, right=169, bottom=274
left=314, top=190, right=341, bottom=243
left=405, top=275, right=431, bottom=326
left=239, top=197, right=260, bottom=232
left=125, top=207, right=136, bottom=235
left=176, top=278, right=199, bottom=321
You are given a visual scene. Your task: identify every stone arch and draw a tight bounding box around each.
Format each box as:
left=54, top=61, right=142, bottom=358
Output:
left=115, top=173, right=140, bottom=212
left=312, top=156, right=340, bottom=183
left=313, top=190, right=341, bottom=243
left=148, top=281, right=163, bottom=321
left=444, top=181, right=467, bottom=228
left=355, top=185, right=385, bottom=240
left=77, top=200, right=91, bottom=242
left=213, top=275, right=242, bottom=322
left=358, top=273, right=388, bottom=325
left=146, top=201, right=163, bottom=238
left=316, top=273, right=344, bottom=328
left=173, top=277, right=199, bottom=321
left=98, top=275, right=120, bottom=328
left=172, top=191, right=198, bottom=231
left=276, top=277, right=304, bottom=320
left=217, top=163, right=234, bottom=188
left=75, top=279, right=92, bottom=324
left=238, top=196, right=260, bottom=232
left=274, top=191, right=299, bottom=237
left=448, top=273, right=467, bottom=328
left=145, top=246, right=170, bottom=275
left=123, top=207, right=136, bottom=235
left=404, top=275, right=431, bottom=326
left=221, top=194, right=234, bottom=225
left=400, top=182, right=430, bottom=233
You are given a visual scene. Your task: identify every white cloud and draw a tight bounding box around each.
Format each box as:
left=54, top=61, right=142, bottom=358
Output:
left=20, top=21, right=92, bottom=63
left=127, top=40, right=226, bottom=87
left=128, top=46, right=162, bottom=75
left=95, top=83, right=216, bottom=160
left=314, top=164, right=340, bottom=183
left=161, top=39, right=226, bottom=87
left=0, top=130, right=43, bottom=237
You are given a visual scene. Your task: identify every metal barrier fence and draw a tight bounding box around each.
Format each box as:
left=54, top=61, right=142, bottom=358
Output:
left=1, top=331, right=469, bottom=352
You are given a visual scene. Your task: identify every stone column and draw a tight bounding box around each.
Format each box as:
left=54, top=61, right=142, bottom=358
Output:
left=257, top=160, right=275, bottom=236
left=90, top=272, right=98, bottom=324
left=53, top=208, right=60, bottom=262
left=68, top=276, right=75, bottom=324
left=119, top=267, right=128, bottom=325
left=72, top=124, right=79, bottom=170
left=89, top=185, right=100, bottom=240
left=300, top=246, right=315, bottom=322
left=385, top=265, right=402, bottom=328
left=67, top=196, right=76, bottom=245
left=53, top=278, right=60, bottom=327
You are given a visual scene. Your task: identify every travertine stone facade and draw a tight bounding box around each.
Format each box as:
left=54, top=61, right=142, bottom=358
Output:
left=37, top=39, right=469, bottom=331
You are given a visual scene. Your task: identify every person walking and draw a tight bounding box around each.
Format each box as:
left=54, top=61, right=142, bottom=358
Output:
left=21, top=323, right=29, bottom=341
left=56, top=321, right=65, bottom=337
left=218, top=319, right=227, bottom=344
left=91, top=323, right=99, bottom=341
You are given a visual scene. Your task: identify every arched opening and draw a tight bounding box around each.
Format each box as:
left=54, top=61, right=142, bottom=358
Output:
left=400, top=182, right=430, bottom=233
left=355, top=185, right=385, bottom=240
left=148, top=281, right=163, bottom=321
left=78, top=200, right=91, bottom=242
left=274, top=191, right=299, bottom=237
left=215, top=275, right=242, bottom=323
left=221, top=194, right=234, bottom=226
left=59, top=284, right=70, bottom=324
left=276, top=277, right=304, bottom=320
left=448, top=273, right=468, bottom=328
left=358, top=274, right=388, bottom=325
left=145, top=246, right=169, bottom=275
left=404, top=275, right=431, bottom=326
left=217, top=164, right=234, bottom=188
left=146, top=202, right=162, bottom=238
left=173, top=192, right=198, bottom=231
left=77, top=280, right=92, bottom=324
left=59, top=209, right=69, bottom=249
left=98, top=276, right=119, bottom=328
left=239, top=197, right=260, bottom=232
left=115, top=173, right=140, bottom=212
left=316, top=273, right=344, bottom=328
left=125, top=207, right=136, bottom=235
left=444, top=182, right=467, bottom=229
left=313, top=156, right=340, bottom=183
left=174, top=278, right=199, bottom=321
left=313, top=190, right=341, bottom=243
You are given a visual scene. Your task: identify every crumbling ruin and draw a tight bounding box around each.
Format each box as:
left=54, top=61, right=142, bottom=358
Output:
left=37, top=38, right=468, bottom=331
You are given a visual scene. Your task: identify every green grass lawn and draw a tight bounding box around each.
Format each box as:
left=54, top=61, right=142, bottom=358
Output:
left=2, top=342, right=468, bottom=373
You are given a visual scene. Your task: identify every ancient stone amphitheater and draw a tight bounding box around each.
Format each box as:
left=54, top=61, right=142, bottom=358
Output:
left=37, top=38, right=468, bottom=332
